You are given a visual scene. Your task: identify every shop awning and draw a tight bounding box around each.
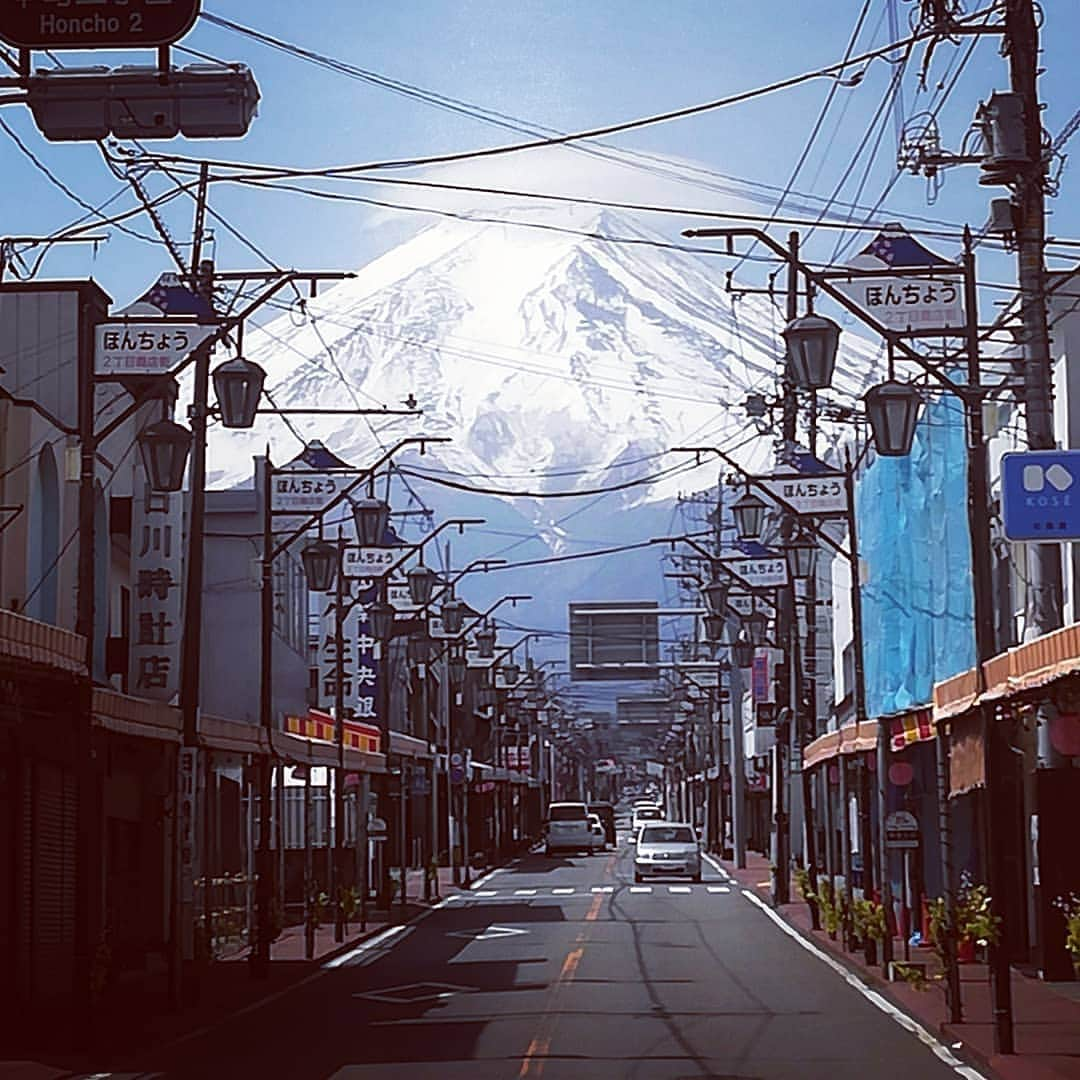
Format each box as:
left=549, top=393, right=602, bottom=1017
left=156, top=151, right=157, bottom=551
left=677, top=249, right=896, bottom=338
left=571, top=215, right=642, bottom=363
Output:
left=390, top=731, right=432, bottom=760
left=0, top=608, right=85, bottom=674
left=803, top=718, right=878, bottom=770
left=92, top=687, right=182, bottom=743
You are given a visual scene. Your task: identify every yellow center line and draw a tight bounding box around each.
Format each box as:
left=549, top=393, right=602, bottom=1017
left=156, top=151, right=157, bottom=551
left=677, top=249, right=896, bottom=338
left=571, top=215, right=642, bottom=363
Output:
left=518, top=891, right=605, bottom=1076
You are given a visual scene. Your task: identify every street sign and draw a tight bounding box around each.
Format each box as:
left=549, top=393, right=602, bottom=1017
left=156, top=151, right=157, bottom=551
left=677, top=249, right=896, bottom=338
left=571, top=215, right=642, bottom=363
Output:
left=759, top=473, right=847, bottom=517
left=0, top=0, right=201, bottom=51
left=1001, top=450, right=1080, bottom=541
left=95, top=321, right=216, bottom=376
left=885, top=810, right=920, bottom=850
left=344, top=547, right=396, bottom=577
left=387, top=580, right=418, bottom=611
left=723, top=556, right=788, bottom=589
left=270, top=470, right=344, bottom=516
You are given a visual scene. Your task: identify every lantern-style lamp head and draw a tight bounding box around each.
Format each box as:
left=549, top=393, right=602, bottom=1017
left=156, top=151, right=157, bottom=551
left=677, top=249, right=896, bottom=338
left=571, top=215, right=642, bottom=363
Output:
left=352, top=496, right=391, bottom=547
left=449, top=644, right=467, bottom=687
left=441, top=596, right=466, bottom=636
left=744, top=609, right=768, bottom=645
left=474, top=623, right=497, bottom=659
left=502, top=661, right=521, bottom=686
left=732, top=490, right=767, bottom=541
left=702, top=574, right=729, bottom=614
left=865, top=380, right=922, bottom=457
left=300, top=539, right=338, bottom=593
left=702, top=612, right=725, bottom=642
left=785, top=533, right=819, bottom=581
left=407, top=632, right=432, bottom=666
left=407, top=563, right=437, bottom=607
left=139, top=419, right=192, bottom=493
left=212, top=355, right=266, bottom=429
left=733, top=629, right=755, bottom=669
left=368, top=599, right=396, bottom=642
left=783, top=313, right=841, bottom=390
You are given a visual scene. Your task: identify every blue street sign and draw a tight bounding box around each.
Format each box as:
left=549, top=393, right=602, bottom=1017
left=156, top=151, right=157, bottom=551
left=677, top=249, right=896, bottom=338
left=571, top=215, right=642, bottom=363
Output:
left=1001, top=451, right=1080, bottom=541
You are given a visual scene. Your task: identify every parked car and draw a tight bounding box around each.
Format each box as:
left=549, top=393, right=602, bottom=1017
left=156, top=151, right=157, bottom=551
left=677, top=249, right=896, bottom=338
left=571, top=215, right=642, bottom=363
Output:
left=544, top=802, right=593, bottom=856
left=587, top=813, right=607, bottom=852
left=634, top=822, right=702, bottom=882
left=588, top=802, right=616, bottom=845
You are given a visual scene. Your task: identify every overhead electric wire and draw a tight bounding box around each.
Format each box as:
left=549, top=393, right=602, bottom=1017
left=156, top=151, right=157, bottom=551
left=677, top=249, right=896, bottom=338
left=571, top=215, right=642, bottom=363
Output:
left=152, top=6, right=1002, bottom=179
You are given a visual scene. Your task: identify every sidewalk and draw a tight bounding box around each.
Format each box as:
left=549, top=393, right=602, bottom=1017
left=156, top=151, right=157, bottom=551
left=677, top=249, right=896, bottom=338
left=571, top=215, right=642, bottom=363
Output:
left=723, top=852, right=1080, bottom=1080
left=2, top=863, right=491, bottom=1077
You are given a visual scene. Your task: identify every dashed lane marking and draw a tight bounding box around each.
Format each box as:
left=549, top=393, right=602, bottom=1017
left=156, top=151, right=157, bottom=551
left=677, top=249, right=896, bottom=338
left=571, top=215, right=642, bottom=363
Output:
left=629, top=886, right=652, bottom=894
left=552, top=887, right=575, bottom=895
left=591, top=886, right=614, bottom=893
left=707, top=885, right=731, bottom=894
left=668, top=885, right=692, bottom=894
left=514, top=888, right=538, bottom=896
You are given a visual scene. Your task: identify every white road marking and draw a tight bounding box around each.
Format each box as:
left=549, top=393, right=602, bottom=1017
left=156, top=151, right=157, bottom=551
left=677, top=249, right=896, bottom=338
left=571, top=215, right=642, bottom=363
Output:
left=323, top=924, right=408, bottom=969
left=591, top=886, right=614, bottom=893
left=629, top=886, right=652, bottom=894
left=739, top=888, right=988, bottom=1079
left=474, top=890, right=497, bottom=897
left=514, top=888, right=537, bottom=896
left=707, top=885, right=731, bottom=894
left=668, top=886, right=692, bottom=894
left=552, top=887, right=575, bottom=895
left=701, top=852, right=732, bottom=880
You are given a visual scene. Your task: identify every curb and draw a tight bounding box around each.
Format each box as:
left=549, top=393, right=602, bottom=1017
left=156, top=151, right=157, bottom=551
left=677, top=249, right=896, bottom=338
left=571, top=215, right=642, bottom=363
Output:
left=737, top=878, right=1000, bottom=1080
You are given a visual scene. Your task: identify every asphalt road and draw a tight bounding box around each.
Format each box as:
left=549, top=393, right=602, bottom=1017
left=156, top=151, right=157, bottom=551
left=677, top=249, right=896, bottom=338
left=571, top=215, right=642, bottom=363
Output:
left=128, top=836, right=979, bottom=1080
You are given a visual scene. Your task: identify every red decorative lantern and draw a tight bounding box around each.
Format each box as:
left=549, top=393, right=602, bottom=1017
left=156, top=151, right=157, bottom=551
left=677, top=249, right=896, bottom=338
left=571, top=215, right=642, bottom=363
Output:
left=888, top=761, right=915, bottom=787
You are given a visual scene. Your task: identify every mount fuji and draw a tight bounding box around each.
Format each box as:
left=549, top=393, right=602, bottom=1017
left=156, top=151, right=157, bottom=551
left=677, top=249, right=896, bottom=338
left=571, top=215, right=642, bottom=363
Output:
left=204, top=205, right=882, bottom=658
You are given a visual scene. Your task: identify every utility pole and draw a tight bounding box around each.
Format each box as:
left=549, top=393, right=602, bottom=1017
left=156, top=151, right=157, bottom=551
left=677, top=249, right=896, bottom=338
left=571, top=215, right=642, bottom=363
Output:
left=1006, top=0, right=1061, bottom=637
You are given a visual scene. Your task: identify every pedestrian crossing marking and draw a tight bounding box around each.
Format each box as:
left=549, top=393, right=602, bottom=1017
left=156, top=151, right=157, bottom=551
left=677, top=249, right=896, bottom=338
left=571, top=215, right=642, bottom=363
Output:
left=668, top=886, right=692, bottom=894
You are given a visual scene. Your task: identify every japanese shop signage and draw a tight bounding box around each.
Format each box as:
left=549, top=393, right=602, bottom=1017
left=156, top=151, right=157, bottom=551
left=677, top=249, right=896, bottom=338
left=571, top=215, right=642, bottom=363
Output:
left=317, top=582, right=382, bottom=724
left=270, top=469, right=343, bottom=516
left=758, top=472, right=847, bottom=517
left=343, top=546, right=396, bottom=577
left=129, top=478, right=182, bottom=702
left=0, top=0, right=201, bottom=51
left=95, top=321, right=216, bottom=376
left=723, top=556, right=789, bottom=589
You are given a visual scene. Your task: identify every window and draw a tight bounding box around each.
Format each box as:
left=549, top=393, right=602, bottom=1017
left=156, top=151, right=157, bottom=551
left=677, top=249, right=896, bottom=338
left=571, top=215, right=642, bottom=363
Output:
left=548, top=804, right=588, bottom=822
left=26, top=445, right=60, bottom=624
left=641, top=826, right=694, bottom=844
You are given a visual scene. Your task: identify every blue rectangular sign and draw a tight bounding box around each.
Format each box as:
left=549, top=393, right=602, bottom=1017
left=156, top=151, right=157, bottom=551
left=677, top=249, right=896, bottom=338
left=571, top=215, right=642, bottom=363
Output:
left=1001, top=450, right=1080, bottom=541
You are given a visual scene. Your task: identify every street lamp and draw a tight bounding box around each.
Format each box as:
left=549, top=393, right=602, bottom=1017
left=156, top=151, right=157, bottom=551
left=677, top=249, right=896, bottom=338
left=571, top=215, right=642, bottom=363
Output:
left=732, top=490, right=767, bottom=541
left=138, top=419, right=192, bottom=493
left=702, top=575, right=729, bottom=613
left=785, top=533, right=819, bottom=581
left=407, top=632, right=432, bottom=666
left=369, top=597, right=397, bottom=643
left=211, top=355, right=267, bottom=429
left=733, top=629, right=755, bottom=669
left=407, top=563, right=438, bottom=607
left=702, top=612, right=725, bottom=642
left=448, top=643, right=468, bottom=686
left=475, top=622, right=497, bottom=659
left=744, top=609, right=769, bottom=646
left=864, top=380, right=923, bottom=457
left=352, top=496, right=391, bottom=547
left=441, top=595, right=466, bottom=636
left=502, top=661, right=521, bottom=686
left=300, top=539, right=338, bottom=594
left=783, top=313, right=841, bottom=390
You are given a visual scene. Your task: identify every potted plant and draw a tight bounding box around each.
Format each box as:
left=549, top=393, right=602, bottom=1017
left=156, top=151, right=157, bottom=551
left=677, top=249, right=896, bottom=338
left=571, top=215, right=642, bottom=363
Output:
left=794, top=864, right=819, bottom=927
left=936, top=873, right=999, bottom=962
left=1054, top=893, right=1080, bottom=975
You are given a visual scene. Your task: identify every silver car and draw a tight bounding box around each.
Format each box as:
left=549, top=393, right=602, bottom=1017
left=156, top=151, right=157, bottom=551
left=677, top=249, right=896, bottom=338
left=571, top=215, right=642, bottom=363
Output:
left=633, top=822, right=702, bottom=882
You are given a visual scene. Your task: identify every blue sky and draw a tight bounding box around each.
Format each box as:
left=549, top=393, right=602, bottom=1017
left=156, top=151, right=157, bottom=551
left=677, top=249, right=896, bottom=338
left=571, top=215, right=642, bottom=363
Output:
left=1, top=1, right=1077, bottom=308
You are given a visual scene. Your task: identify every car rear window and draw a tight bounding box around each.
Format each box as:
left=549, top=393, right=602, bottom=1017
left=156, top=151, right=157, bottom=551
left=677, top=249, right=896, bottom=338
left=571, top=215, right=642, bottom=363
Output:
left=549, top=804, right=588, bottom=822
left=636, top=808, right=662, bottom=820
left=640, top=826, right=694, bottom=844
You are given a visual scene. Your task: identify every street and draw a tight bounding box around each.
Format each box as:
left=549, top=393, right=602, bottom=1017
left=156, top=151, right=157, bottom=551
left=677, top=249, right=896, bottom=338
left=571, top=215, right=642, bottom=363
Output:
left=126, top=835, right=978, bottom=1080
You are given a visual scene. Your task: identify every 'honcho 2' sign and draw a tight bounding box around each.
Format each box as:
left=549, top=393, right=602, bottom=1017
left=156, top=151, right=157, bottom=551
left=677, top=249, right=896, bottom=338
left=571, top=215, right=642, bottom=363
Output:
left=0, top=0, right=201, bottom=51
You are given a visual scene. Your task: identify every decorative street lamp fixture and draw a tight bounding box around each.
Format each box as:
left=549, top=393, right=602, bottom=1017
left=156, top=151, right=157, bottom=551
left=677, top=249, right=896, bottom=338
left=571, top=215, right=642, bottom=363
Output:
left=300, top=539, right=338, bottom=594
left=441, top=595, right=466, bottom=636
left=864, top=380, right=923, bottom=457
left=407, top=632, right=432, bottom=666
left=502, top=661, right=521, bottom=686
left=702, top=575, right=729, bottom=614
left=474, top=622, right=497, bottom=659
left=352, top=496, right=391, bottom=547
left=138, top=418, right=192, bottom=493
left=744, top=609, right=769, bottom=646
left=732, top=490, right=767, bottom=541
left=733, top=628, right=755, bottom=669
left=211, top=355, right=267, bottom=429
left=407, top=562, right=437, bottom=607
left=785, top=532, right=820, bottom=581
left=702, top=612, right=725, bottom=642
left=783, top=313, right=841, bottom=390
left=369, top=598, right=397, bottom=642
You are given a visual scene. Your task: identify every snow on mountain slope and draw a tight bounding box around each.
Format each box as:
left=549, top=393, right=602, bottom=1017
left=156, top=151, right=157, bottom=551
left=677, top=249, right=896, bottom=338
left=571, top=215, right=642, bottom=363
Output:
left=205, top=206, right=883, bottom=513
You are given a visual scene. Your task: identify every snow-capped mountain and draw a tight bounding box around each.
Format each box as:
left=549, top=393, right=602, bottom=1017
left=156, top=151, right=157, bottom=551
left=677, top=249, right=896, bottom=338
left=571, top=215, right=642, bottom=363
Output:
left=203, top=206, right=882, bottom=654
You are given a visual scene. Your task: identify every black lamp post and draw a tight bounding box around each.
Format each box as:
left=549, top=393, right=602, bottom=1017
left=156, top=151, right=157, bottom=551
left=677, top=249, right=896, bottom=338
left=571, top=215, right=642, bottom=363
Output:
left=441, top=596, right=466, bottom=636
left=702, top=575, right=729, bottom=613
left=864, top=380, right=923, bottom=457
left=733, top=629, right=755, bottom=669
left=783, top=313, right=841, bottom=390
left=449, top=643, right=468, bottom=687
left=369, top=598, right=397, bottom=643
left=744, top=609, right=769, bottom=646
left=211, top=355, right=267, bottom=429
left=785, top=533, right=819, bottom=581
left=407, top=563, right=438, bottom=607
left=300, top=539, right=339, bottom=594
left=475, top=623, right=497, bottom=659
left=352, top=496, right=391, bottom=547
left=138, top=419, right=193, bottom=493
left=732, top=490, right=767, bottom=541
left=702, top=612, right=725, bottom=642
left=502, top=661, right=521, bottom=686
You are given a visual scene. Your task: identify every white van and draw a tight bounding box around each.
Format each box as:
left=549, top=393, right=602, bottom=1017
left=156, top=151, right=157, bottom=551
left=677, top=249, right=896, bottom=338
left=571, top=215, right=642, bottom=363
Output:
left=545, top=802, right=593, bottom=856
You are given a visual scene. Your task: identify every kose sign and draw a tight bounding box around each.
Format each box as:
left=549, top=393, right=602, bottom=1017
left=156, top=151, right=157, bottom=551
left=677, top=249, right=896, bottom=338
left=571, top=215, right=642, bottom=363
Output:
left=0, top=0, right=200, bottom=51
